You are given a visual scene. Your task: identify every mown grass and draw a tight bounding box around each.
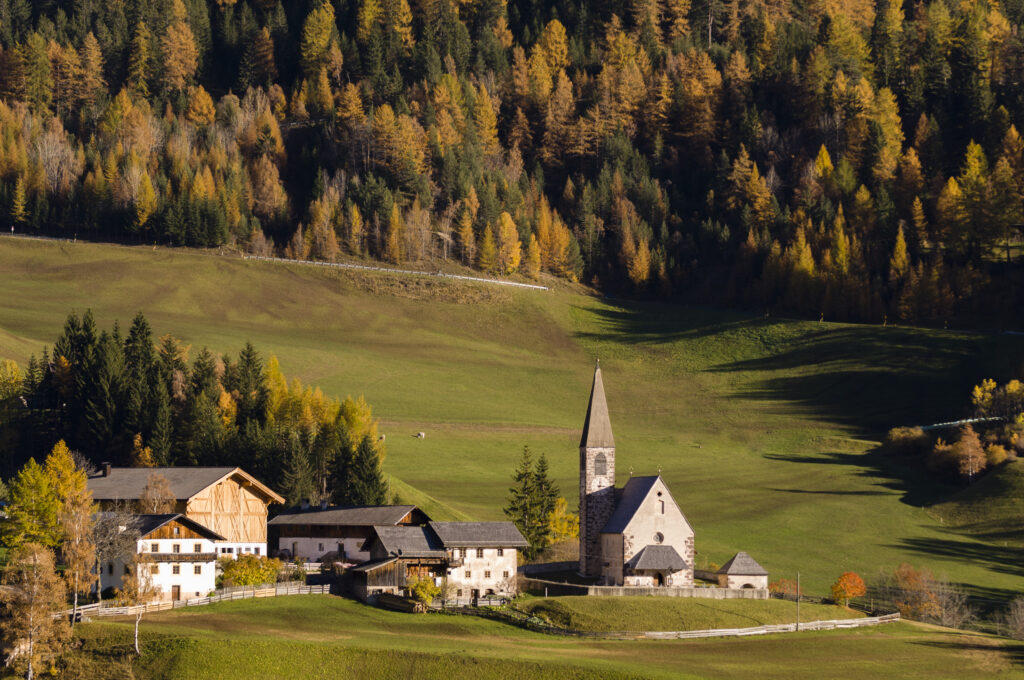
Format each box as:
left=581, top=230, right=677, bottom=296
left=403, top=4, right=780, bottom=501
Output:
left=516, top=595, right=862, bottom=631
left=40, top=596, right=1024, bottom=680
left=1, top=239, right=1024, bottom=596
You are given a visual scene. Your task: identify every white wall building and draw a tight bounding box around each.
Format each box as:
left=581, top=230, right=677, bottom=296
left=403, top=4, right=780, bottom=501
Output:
left=98, top=514, right=222, bottom=602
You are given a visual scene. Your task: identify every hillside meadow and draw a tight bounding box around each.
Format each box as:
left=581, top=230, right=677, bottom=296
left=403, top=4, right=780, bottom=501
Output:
left=1, top=237, right=1024, bottom=596
left=38, top=597, right=1024, bottom=680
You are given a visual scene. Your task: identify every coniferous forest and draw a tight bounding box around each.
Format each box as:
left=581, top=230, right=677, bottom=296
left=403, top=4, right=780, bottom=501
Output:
left=1, top=0, right=1023, bottom=324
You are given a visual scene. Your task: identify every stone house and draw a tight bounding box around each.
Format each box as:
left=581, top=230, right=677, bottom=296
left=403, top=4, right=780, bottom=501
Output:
left=715, top=552, right=769, bottom=590
left=87, top=466, right=285, bottom=558
left=267, top=504, right=430, bottom=562
left=98, top=513, right=221, bottom=602
left=351, top=521, right=527, bottom=602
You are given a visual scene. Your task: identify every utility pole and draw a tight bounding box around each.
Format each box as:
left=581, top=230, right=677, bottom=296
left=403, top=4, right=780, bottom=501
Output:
left=796, top=572, right=800, bottom=632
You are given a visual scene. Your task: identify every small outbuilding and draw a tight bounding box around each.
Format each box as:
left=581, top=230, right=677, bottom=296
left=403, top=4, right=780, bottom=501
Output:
left=715, top=551, right=769, bottom=590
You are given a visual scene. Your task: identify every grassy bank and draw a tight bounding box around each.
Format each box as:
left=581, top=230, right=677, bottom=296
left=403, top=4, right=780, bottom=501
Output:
left=1, top=238, right=1023, bottom=596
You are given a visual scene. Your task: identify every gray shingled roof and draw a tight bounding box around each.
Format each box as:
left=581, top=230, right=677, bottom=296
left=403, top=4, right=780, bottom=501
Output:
left=268, top=505, right=419, bottom=527
left=134, top=513, right=226, bottom=541
left=87, top=467, right=284, bottom=503
left=580, top=362, right=614, bottom=449
left=630, top=545, right=687, bottom=571
left=349, top=556, right=397, bottom=572
left=717, top=551, right=768, bottom=576
left=428, top=522, right=529, bottom=548
left=600, top=476, right=660, bottom=534
left=372, top=526, right=446, bottom=558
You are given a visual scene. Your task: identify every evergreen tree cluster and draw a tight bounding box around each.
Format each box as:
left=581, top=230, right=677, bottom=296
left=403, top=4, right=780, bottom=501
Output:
left=503, top=446, right=558, bottom=560
left=0, top=310, right=387, bottom=506
left=2, top=0, right=1024, bottom=323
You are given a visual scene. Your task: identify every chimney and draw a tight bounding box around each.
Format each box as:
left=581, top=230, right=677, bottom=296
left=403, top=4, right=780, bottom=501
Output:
left=101, top=462, right=111, bottom=477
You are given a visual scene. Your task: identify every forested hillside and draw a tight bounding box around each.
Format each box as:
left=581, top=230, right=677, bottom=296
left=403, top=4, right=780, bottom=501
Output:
left=1, top=0, right=1022, bottom=323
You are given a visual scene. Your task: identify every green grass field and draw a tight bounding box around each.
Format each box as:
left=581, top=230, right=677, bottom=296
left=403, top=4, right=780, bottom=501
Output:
left=44, top=596, right=1024, bottom=680
left=517, top=595, right=862, bottom=631
left=2, top=238, right=1024, bottom=598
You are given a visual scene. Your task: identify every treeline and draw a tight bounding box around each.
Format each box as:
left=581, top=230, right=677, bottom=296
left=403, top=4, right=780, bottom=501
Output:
left=0, top=310, right=388, bottom=506
left=2, top=0, right=1024, bottom=323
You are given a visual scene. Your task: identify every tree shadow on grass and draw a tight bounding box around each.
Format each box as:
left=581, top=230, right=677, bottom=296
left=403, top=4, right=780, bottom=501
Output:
left=763, top=450, right=959, bottom=507
left=893, top=536, right=1024, bottom=580
left=911, top=637, right=1024, bottom=667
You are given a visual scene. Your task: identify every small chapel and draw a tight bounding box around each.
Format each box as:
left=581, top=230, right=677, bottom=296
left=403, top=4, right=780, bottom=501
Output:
left=578, top=362, right=696, bottom=587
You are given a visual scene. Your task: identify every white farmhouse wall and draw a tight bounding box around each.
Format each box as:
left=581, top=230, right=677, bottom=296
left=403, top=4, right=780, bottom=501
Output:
left=98, top=536, right=218, bottom=601
left=445, top=548, right=519, bottom=596
left=722, top=574, right=769, bottom=590
left=279, top=536, right=367, bottom=562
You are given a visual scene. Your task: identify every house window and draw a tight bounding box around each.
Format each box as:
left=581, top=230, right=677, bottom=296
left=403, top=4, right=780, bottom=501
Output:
left=151, top=543, right=159, bottom=552
left=497, top=548, right=503, bottom=557
left=457, top=589, right=463, bottom=597
left=194, top=565, right=202, bottom=575
left=108, top=562, right=113, bottom=575
left=476, top=548, right=484, bottom=558
left=465, top=571, right=471, bottom=578
left=243, top=547, right=250, bottom=553
left=194, top=543, right=202, bottom=553
left=173, top=527, right=179, bottom=536
left=453, top=549, right=460, bottom=558
left=254, top=547, right=260, bottom=555
left=172, top=544, right=180, bottom=554
left=595, top=452, right=607, bottom=476
left=484, top=571, right=491, bottom=579
left=318, top=543, right=324, bottom=552
left=150, top=565, right=159, bottom=574
left=660, top=500, right=665, bottom=514
left=172, top=565, right=180, bottom=575
left=503, top=571, right=510, bottom=579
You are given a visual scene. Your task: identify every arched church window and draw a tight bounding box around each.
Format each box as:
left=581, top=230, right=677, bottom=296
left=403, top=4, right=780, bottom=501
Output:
left=594, top=453, right=606, bottom=476
left=654, top=532, right=664, bottom=544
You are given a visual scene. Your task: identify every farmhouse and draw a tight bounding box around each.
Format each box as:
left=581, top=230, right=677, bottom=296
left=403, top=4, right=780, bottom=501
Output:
left=267, top=504, right=431, bottom=562
left=98, top=513, right=221, bottom=602
left=87, top=466, right=285, bottom=557
left=352, top=521, right=527, bottom=602
left=577, top=363, right=697, bottom=588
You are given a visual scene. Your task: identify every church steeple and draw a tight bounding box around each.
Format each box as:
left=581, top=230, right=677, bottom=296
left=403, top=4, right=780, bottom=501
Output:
left=580, top=361, right=614, bottom=449
left=578, top=361, right=616, bottom=578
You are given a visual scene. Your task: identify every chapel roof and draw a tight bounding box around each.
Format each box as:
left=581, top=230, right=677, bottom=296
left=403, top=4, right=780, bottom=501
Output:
left=87, top=466, right=284, bottom=504
left=600, top=475, right=661, bottom=534
left=631, top=544, right=688, bottom=572
left=428, top=521, right=529, bottom=548
left=580, top=362, right=614, bottom=449
left=717, top=551, right=768, bottom=576
left=268, top=505, right=422, bottom=527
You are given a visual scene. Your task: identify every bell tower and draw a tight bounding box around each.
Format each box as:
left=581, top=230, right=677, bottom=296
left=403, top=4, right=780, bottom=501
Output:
left=579, top=361, right=615, bottom=577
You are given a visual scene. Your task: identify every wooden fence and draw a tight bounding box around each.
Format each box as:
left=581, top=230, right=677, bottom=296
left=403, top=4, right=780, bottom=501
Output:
left=488, top=608, right=901, bottom=640
left=69, top=584, right=332, bottom=619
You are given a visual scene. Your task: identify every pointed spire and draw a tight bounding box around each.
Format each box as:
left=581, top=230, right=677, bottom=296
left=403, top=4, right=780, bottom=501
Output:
left=580, top=360, right=614, bottom=449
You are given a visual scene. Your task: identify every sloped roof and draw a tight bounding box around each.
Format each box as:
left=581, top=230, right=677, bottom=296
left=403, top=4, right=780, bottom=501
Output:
left=580, top=362, right=614, bottom=449
left=631, top=545, right=687, bottom=571
left=428, top=522, right=529, bottom=548
left=717, top=551, right=768, bottom=576
left=372, top=526, right=446, bottom=558
left=600, top=476, right=660, bottom=534
left=87, top=467, right=284, bottom=504
left=269, top=505, right=420, bottom=527
left=135, top=513, right=226, bottom=541
left=349, top=556, right=398, bottom=572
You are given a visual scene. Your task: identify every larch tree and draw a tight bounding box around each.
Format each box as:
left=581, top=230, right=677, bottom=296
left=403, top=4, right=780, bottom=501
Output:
left=127, top=22, right=152, bottom=98
left=477, top=224, right=498, bottom=272
left=186, top=85, right=216, bottom=126
left=139, top=472, right=176, bottom=513
left=3, top=458, right=60, bottom=549
left=45, top=441, right=96, bottom=630
left=78, top=32, right=106, bottom=107
left=0, top=544, right=69, bottom=680
left=496, top=212, right=522, bottom=274
left=300, top=0, right=335, bottom=79
left=118, top=552, right=159, bottom=655
left=474, top=84, right=500, bottom=158
left=161, top=0, right=199, bottom=94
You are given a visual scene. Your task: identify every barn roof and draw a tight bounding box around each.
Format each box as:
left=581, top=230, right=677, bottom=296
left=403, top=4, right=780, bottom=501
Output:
left=371, top=526, right=446, bottom=558
left=630, top=545, right=687, bottom=572
left=134, top=513, right=226, bottom=541
left=349, top=557, right=398, bottom=573
left=428, top=522, right=529, bottom=548
left=600, top=476, right=661, bottom=534
left=580, top=362, right=614, bottom=449
left=87, top=467, right=284, bottom=504
left=717, top=551, right=768, bottom=576
left=268, top=505, right=422, bottom=527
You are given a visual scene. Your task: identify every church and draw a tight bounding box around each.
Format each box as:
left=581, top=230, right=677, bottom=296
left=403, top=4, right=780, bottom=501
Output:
left=578, top=362, right=696, bottom=587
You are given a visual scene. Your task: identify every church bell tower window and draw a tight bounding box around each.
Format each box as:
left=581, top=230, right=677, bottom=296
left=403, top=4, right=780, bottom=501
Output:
left=595, top=452, right=606, bottom=476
